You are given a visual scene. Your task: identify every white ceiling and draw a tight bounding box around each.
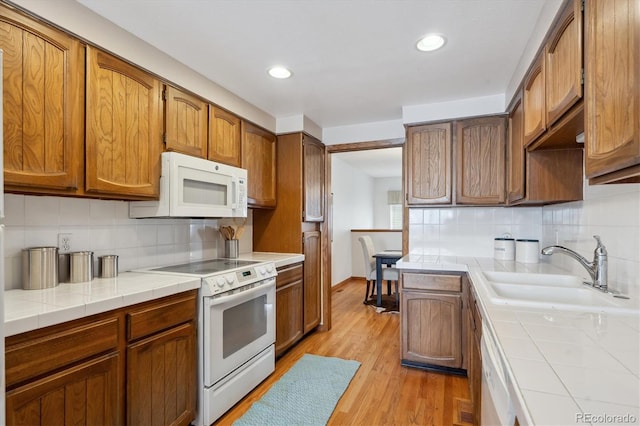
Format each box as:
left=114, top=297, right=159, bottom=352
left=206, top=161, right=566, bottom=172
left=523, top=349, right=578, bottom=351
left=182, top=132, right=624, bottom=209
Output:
left=73, top=0, right=554, bottom=178
left=75, top=0, right=551, bottom=129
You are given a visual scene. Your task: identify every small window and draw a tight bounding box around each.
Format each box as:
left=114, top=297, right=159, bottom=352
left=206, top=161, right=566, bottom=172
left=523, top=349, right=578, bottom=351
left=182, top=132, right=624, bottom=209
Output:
left=389, top=204, right=402, bottom=229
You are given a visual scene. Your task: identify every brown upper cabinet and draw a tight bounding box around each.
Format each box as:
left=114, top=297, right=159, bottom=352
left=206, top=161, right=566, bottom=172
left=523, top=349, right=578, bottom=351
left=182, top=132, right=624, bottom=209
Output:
left=523, top=53, right=546, bottom=146
left=163, top=85, right=208, bottom=158
left=507, top=90, right=526, bottom=204
left=406, top=123, right=452, bottom=205
left=524, top=0, right=584, bottom=150
left=241, top=121, right=277, bottom=208
left=545, top=0, right=583, bottom=127
left=407, top=117, right=506, bottom=206
left=507, top=88, right=583, bottom=205
left=584, top=0, right=640, bottom=184
left=85, top=46, right=162, bottom=199
left=1, top=4, right=84, bottom=193
left=208, top=105, right=242, bottom=167
left=455, top=116, right=506, bottom=205
left=164, top=85, right=244, bottom=167
left=303, top=135, right=325, bottom=222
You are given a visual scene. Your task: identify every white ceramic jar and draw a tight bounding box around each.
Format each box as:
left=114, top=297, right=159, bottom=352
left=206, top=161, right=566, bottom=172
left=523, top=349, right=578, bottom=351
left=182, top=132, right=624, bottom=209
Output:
left=516, top=239, right=540, bottom=263
left=494, top=235, right=515, bottom=260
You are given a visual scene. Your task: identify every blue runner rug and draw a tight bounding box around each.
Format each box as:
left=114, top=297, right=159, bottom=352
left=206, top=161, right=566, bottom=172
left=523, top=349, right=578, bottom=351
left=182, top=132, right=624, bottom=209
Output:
left=233, top=353, right=361, bottom=426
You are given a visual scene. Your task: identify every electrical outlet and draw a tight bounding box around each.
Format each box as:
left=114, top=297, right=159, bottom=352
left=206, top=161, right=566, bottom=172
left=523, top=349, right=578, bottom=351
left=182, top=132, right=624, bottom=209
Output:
left=58, top=233, right=72, bottom=253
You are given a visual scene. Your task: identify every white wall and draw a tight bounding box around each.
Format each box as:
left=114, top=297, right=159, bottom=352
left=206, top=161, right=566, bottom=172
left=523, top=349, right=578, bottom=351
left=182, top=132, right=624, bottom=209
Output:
left=330, top=156, right=374, bottom=286
left=373, top=177, right=402, bottom=229
left=402, top=94, right=506, bottom=125
left=3, top=194, right=254, bottom=290
left=322, top=119, right=405, bottom=145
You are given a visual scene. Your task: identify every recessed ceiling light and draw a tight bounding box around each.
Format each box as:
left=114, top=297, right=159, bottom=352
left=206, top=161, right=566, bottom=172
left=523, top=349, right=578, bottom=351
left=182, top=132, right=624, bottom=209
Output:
left=416, top=34, right=446, bottom=52
left=268, top=66, right=292, bottom=79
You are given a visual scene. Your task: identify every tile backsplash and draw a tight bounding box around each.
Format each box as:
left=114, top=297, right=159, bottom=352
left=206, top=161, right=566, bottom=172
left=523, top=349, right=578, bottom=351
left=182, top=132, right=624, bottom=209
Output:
left=408, top=206, right=543, bottom=257
left=3, top=194, right=253, bottom=290
left=541, top=182, right=640, bottom=299
left=408, top=181, right=640, bottom=300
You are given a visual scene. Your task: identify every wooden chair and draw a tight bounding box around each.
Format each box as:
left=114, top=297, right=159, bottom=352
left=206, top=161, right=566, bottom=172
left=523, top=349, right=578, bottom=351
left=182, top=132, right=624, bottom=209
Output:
left=358, top=235, right=399, bottom=303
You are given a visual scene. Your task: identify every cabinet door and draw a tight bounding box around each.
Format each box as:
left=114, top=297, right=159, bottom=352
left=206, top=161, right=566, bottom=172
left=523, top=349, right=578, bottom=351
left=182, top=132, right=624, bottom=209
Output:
left=507, top=91, right=526, bottom=204
left=303, top=135, right=325, bottom=222
left=241, top=121, right=277, bottom=207
left=6, top=353, right=119, bottom=426
left=0, top=5, right=84, bottom=192
left=275, top=264, right=304, bottom=357
left=85, top=46, right=161, bottom=199
left=401, top=291, right=462, bottom=368
left=164, top=85, right=207, bottom=158
left=523, top=53, right=546, bottom=146
left=303, top=230, right=321, bottom=333
left=545, top=0, right=583, bottom=127
left=585, top=0, right=640, bottom=181
left=456, top=116, right=506, bottom=205
left=208, top=105, right=241, bottom=167
left=127, top=322, right=196, bottom=426
left=406, top=123, right=452, bottom=205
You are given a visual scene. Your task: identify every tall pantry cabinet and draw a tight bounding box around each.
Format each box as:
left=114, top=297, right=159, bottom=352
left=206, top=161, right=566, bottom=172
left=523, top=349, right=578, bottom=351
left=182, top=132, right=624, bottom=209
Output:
left=253, top=132, right=325, bottom=353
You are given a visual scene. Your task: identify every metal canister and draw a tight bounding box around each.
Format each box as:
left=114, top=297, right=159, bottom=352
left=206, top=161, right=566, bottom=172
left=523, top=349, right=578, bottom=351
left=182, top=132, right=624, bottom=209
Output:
left=99, top=255, right=119, bottom=278
left=22, top=247, right=59, bottom=290
left=69, top=251, right=94, bottom=283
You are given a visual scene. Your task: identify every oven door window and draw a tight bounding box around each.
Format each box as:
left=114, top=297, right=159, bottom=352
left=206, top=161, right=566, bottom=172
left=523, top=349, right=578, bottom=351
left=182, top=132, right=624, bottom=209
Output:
left=222, top=295, right=267, bottom=358
left=204, top=280, right=276, bottom=387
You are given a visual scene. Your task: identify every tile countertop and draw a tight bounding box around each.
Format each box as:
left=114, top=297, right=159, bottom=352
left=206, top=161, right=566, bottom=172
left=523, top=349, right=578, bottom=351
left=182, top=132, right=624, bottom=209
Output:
left=4, top=252, right=304, bottom=338
left=236, top=251, right=305, bottom=268
left=397, top=255, right=640, bottom=426
left=4, top=272, right=201, bottom=337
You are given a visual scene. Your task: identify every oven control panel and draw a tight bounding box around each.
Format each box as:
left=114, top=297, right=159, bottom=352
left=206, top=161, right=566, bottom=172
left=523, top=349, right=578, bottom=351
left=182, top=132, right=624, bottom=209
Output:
left=202, top=262, right=276, bottom=296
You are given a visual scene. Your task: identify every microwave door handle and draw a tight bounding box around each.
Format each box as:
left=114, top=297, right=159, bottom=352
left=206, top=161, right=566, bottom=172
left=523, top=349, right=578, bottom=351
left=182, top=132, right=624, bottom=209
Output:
left=231, top=177, right=238, bottom=209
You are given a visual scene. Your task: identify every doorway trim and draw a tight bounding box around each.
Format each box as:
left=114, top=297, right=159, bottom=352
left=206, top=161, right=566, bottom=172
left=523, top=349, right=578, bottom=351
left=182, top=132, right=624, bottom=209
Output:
left=321, top=137, right=405, bottom=331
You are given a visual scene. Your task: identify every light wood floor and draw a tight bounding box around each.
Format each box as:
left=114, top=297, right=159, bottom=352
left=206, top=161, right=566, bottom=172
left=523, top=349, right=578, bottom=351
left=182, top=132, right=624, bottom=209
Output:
left=214, top=278, right=471, bottom=426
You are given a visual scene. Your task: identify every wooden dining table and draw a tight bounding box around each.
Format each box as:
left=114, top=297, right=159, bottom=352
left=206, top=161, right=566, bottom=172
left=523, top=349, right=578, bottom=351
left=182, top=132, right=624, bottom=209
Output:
left=372, top=250, right=403, bottom=307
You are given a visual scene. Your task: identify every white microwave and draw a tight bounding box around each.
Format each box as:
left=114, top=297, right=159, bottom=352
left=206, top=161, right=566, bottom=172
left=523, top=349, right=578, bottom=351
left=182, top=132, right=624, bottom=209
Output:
left=129, top=152, right=247, bottom=218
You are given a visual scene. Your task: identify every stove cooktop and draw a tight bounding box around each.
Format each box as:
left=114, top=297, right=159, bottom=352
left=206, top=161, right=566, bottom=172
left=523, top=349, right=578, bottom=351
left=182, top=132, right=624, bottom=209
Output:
left=149, top=259, right=260, bottom=276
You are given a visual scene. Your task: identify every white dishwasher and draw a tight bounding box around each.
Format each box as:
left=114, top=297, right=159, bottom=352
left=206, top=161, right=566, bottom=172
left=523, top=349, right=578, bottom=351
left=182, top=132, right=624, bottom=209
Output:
left=481, top=324, right=516, bottom=426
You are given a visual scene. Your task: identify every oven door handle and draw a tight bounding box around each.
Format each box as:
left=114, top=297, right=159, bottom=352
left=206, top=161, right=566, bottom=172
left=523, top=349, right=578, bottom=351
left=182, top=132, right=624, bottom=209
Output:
left=208, top=278, right=276, bottom=307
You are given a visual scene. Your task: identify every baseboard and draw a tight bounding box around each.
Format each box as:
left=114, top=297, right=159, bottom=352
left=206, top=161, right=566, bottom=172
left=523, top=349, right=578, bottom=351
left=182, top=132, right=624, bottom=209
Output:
left=401, top=359, right=468, bottom=377
left=332, top=277, right=364, bottom=291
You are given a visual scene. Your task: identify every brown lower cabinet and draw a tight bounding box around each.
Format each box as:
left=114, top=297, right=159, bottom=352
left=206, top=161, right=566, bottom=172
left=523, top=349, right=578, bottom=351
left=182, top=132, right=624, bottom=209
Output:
left=5, top=290, right=197, bottom=426
left=400, top=272, right=464, bottom=371
left=401, top=272, right=483, bottom=422
left=275, top=262, right=304, bottom=357
left=465, top=276, right=483, bottom=425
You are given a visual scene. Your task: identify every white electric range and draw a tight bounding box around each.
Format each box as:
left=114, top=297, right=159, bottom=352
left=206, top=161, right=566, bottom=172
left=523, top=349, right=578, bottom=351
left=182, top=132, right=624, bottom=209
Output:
left=139, top=258, right=277, bottom=425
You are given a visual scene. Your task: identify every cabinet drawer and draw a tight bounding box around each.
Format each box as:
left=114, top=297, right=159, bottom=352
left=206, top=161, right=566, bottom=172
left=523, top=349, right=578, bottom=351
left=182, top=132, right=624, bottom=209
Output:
left=276, top=263, right=303, bottom=289
left=127, top=291, right=197, bottom=341
left=402, top=273, right=461, bottom=292
left=5, top=316, right=119, bottom=387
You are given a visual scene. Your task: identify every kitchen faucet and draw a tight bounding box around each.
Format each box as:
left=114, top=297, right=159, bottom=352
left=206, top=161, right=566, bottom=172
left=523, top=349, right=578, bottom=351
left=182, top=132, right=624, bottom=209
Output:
left=541, top=235, right=608, bottom=292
